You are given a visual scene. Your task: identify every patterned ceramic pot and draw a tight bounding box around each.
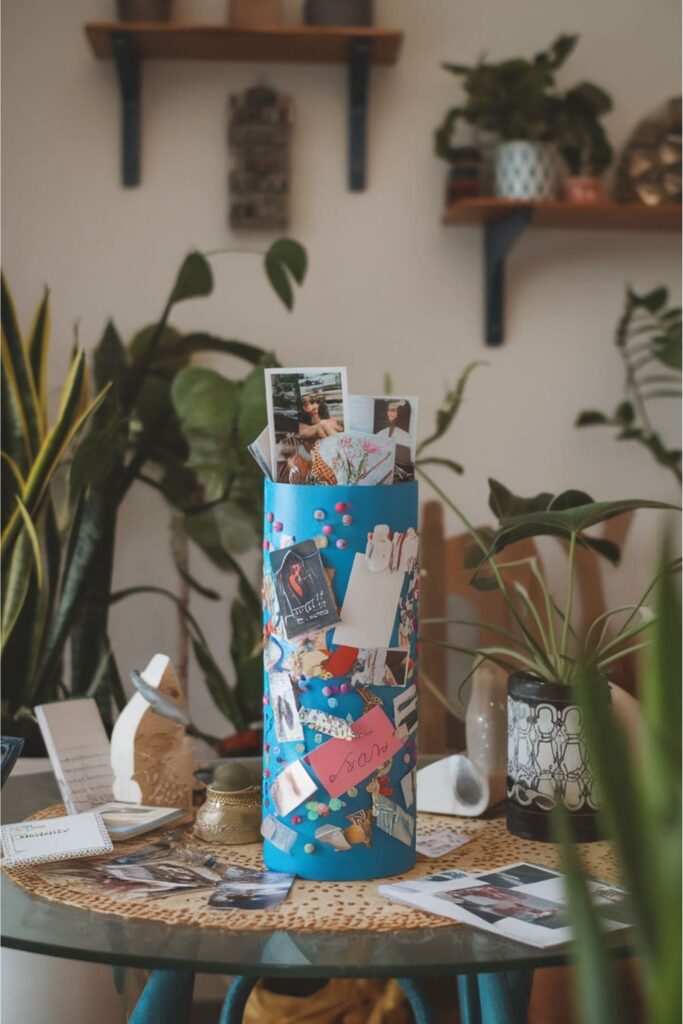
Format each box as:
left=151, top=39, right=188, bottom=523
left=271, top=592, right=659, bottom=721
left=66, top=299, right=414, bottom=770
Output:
left=507, top=674, right=600, bottom=842
left=494, top=141, right=559, bottom=201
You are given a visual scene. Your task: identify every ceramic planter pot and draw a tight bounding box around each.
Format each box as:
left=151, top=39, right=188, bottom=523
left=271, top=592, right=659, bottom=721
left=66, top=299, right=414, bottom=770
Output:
left=563, top=175, right=602, bottom=203
left=494, top=141, right=559, bottom=201
left=506, top=673, right=600, bottom=843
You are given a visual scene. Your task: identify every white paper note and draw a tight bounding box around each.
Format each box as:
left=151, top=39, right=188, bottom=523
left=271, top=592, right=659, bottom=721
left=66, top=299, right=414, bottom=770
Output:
left=1, top=812, right=113, bottom=867
left=333, top=553, right=404, bottom=648
left=35, top=699, right=114, bottom=814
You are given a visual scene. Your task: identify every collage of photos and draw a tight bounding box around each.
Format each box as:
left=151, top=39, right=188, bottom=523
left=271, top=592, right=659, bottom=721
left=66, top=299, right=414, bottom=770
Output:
left=259, top=367, right=418, bottom=486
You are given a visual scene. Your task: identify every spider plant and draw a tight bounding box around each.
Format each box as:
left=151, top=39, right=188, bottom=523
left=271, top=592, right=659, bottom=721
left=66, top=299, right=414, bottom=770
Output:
left=418, top=471, right=679, bottom=695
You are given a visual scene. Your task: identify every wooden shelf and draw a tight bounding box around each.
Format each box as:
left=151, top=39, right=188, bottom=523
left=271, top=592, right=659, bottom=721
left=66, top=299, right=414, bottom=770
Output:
left=443, top=198, right=682, bottom=232
left=85, top=22, right=403, bottom=64
left=443, top=198, right=681, bottom=345
left=85, top=22, right=403, bottom=189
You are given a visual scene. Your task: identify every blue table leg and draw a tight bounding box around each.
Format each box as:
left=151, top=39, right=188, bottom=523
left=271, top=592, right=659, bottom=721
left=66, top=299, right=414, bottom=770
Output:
left=457, top=970, right=534, bottom=1024
left=129, top=970, right=195, bottom=1024
left=219, top=975, right=259, bottom=1024
left=457, top=973, right=482, bottom=1024
left=395, top=977, right=439, bottom=1024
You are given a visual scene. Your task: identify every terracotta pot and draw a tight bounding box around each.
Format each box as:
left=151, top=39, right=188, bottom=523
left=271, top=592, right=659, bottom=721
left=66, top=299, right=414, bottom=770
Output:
left=563, top=175, right=602, bottom=204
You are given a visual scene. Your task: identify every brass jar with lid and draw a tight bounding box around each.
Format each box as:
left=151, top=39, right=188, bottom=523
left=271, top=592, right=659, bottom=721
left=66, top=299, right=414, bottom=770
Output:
left=194, top=785, right=261, bottom=845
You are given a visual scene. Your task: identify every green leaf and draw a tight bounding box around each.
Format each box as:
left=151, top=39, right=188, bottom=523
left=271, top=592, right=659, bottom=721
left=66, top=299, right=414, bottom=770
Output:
left=651, top=329, right=682, bottom=371
left=27, top=288, right=50, bottom=425
left=637, top=286, right=668, bottom=313
left=237, top=361, right=274, bottom=446
left=177, top=333, right=268, bottom=366
left=171, top=367, right=239, bottom=498
left=264, top=239, right=308, bottom=311
left=191, top=636, right=244, bottom=731
left=416, top=361, right=485, bottom=455
left=68, top=405, right=128, bottom=503
left=173, top=560, right=220, bottom=601
left=1, top=273, right=42, bottom=458
left=1, top=503, right=42, bottom=650
left=169, top=252, right=213, bottom=305
left=575, top=410, right=609, bottom=427
left=93, top=320, right=129, bottom=395
left=415, top=456, right=464, bottom=475
left=488, top=478, right=553, bottom=519
left=615, top=401, right=634, bottom=424
left=557, top=808, right=624, bottom=1024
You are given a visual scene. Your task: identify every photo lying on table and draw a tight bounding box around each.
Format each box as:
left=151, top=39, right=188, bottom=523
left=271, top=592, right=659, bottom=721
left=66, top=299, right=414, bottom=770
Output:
left=265, top=367, right=348, bottom=484
left=209, top=866, right=295, bottom=910
left=269, top=540, right=340, bottom=640
left=378, top=861, right=631, bottom=948
left=351, top=647, right=410, bottom=688
left=314, top=432, right=396, bottom=486
left=100, top=858, right=223, bottom=899
left=349, top=394, right=418, bottom=481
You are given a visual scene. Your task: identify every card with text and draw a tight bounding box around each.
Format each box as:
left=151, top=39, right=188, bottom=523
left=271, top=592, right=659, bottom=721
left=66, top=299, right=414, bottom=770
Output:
left=305, top=705, right=404, bottom=798
left=1, top=812, right=113, bottom=867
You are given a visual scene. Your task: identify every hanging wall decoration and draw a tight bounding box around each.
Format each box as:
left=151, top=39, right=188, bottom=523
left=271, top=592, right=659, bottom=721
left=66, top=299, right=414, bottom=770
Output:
left=615, top=97, right=682, bottom=206
left=229, top=84, right=293, bottom=230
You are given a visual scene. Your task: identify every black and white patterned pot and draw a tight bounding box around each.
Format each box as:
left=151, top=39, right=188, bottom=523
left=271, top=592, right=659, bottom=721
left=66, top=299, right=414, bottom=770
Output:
left=507, top=674, right=600, bottom=842
left=494, top=141, right=559, bottom=200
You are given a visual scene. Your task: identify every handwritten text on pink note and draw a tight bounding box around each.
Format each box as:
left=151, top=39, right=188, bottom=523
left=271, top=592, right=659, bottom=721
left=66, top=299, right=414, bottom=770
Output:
left=305, top=706, right=404, bottom=798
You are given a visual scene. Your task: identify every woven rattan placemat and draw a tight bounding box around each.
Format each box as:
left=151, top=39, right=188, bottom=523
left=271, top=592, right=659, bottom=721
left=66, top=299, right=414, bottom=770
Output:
left=2, top=804, right=617, bottom=933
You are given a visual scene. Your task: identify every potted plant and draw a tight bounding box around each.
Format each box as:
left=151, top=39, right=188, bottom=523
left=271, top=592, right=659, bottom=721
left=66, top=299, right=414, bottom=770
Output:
left=555, top=82, right=613, bottom=202
left=419, top=470, right=679, bottom=842
left=1, top=240, right=306, bottom=753
left=435, top=34, right=612, bottom=203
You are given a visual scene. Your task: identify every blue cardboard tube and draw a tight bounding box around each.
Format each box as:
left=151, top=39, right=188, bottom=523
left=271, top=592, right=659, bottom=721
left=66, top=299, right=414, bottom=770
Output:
left=262, top=480, right=419, bottom=881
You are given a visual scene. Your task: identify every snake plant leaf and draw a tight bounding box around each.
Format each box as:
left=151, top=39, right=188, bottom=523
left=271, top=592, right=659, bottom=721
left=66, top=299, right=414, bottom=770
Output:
left=264, top=238, right=308, bottom=311
left=27, top=288, right=50, bottom=428
left=93, top=320, right=129, bottom=394
left=68, top=405, right=128, bottom=504
left=168, top=252, right=213, bottom=305
left=557, top=809, right=624, bottom=1024
left=1, top=501, right=43, bottom=650
left=177, top=332, right=268, bottom=366
left=1, top=335, right=32, bottom=477
left=1, top=452, right=24, bottom=532
left=416, top=361, right=485, bottom=455
left=1, top=353, right=110, bottom=559
left=1, top=273, right=42, bottom=457
left=191, top=635, right=245, bottom=731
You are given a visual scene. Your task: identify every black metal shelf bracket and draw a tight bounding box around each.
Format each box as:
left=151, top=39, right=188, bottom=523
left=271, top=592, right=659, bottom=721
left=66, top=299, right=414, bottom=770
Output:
left=484, top=208, right=532, bottom=345
left=112, top=31, right=141, bottom=187
left=348, top=37, right=373, bottom=191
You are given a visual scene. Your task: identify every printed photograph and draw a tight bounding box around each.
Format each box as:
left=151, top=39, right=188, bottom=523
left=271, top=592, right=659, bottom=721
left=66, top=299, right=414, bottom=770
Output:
left=436, top=883, right=567, bottom=930
left=270, top=758, right=317, bottom=817
left=477, top=863, right=561, bottom=889
left=348, top=394, right=418, bottom=481
left=265, top=368, right=348, bottom=484
left=269, top=669, right=304, bottom=742
left=269, top=540, right=340, bottom=640
left=352, top=647, right=410, bottom=687
left=209, top=866, right=294, bottom=911
left=102, top=858, right=223, bottom=899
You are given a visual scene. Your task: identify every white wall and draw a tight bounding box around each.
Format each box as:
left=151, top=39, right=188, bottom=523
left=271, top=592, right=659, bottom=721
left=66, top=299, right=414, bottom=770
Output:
left=3, top=0, right=681, bottom=737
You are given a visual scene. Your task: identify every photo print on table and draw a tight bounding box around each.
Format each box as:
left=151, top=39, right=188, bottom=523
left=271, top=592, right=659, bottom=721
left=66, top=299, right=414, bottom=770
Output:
left=264, top=367, right=349, bottom=484
left=209, top=866, right=294, bottom=911
left=435, top=884, right=567, bottom=930
left=269, top=540, right=340, bottom=641
left=349, top=394, right=418, bottom=481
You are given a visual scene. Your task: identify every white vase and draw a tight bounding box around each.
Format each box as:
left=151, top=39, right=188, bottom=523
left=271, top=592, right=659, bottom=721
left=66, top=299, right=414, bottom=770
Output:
left=465, top=661, right=507, bottom=806
left=494, top=141, right=559, bottom=200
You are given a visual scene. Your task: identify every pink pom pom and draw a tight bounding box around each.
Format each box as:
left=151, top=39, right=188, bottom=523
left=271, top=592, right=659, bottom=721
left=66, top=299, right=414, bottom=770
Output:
left=334, top=502, right=347, bottom=513
left=322, top=524, right=333, bottom=536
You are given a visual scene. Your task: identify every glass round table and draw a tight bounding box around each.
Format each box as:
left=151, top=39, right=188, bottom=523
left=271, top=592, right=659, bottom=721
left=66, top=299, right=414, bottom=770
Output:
left=1, top=772, right=631, bottom=1024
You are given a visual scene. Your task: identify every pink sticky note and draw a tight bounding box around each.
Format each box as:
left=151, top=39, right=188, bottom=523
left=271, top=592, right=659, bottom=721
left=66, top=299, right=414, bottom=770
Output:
left=305, top=705, right=403, bottom=798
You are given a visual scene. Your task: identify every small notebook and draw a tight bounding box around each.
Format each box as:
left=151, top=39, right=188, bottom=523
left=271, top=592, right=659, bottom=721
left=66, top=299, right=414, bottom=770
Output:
left=1, top=812, right=113, bottom=867
left=35, top=698, right=114, bottom=814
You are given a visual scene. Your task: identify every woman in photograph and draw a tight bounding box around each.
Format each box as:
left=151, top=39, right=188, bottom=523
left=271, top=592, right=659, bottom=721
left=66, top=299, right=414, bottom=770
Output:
left=296, top=393, right=342, bottom=439
left=376, top=399, right=412, bottom=447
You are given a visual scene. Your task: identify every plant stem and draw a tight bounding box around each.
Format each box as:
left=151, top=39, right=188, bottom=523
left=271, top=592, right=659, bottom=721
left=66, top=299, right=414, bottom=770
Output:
left=559, top=531, right=577, bottom=679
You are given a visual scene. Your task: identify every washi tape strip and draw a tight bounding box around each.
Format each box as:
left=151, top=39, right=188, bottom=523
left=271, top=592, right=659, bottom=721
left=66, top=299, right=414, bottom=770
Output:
left=299, top=707, right=356, bottom=741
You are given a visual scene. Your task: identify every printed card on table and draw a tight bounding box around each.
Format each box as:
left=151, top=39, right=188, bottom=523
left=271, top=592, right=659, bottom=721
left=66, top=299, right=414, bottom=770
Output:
left=348, top=394, right=418, bottom=482
left=269, top=540, right=340, bottom=641
left=415, top=830, right=473, bottom=858
left=264, top=367, right=349, bottom=485
left=1, top=812, right=113, bottom=867
left=305, top=705, right=404, bottom=798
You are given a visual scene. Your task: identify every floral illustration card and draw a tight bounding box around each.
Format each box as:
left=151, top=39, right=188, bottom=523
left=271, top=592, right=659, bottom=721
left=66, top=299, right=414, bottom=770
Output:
left=316, top=432, right=396, bottom=485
